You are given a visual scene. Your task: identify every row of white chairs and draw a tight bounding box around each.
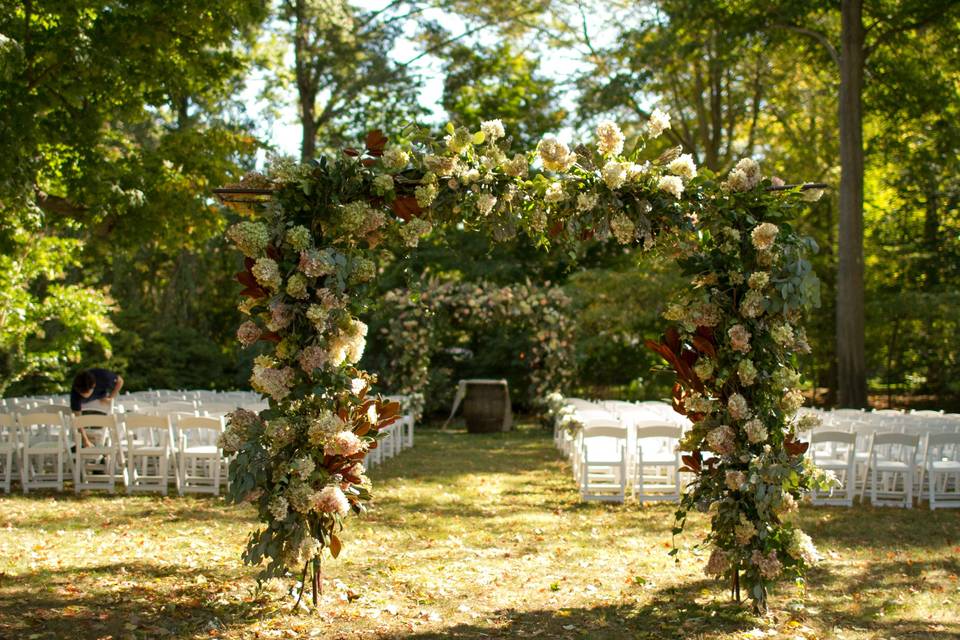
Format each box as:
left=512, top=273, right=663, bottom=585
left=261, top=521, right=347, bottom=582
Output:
left=364, top=395, right=416, bottom=469
left=0, top=411, right=226, bottom=495
left=0, top=392, right=420, bottom=494
left=554, top=398, right=689, bottom=504
left=551, top=399, right=960, bottom=510
left=801, top=408, right=960, bottom=509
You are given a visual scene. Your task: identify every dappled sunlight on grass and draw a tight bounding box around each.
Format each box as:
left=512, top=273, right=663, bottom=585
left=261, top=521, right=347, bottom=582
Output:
left=1, top=423, right=957, bottom=639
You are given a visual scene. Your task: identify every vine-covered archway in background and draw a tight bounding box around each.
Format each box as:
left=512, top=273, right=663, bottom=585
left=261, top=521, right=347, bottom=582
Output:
left=377, top=278, right=576, bottom=419
left=215, top=115, right=830, bottom=612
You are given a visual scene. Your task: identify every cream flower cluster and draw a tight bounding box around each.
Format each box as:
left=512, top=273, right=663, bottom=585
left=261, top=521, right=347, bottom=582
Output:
left=537, top=137, right=577, bottom=172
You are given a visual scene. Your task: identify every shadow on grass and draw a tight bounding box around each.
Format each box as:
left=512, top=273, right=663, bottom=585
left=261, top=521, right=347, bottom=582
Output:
left=380, top=578, right=758, bottom=640
left=803, top=555, right=960, bottom=635
left=0, top=561, right=264, bottom=640
left=4, top=493, right=256, bottom=530
left=800, top=503, right=960, bottom=549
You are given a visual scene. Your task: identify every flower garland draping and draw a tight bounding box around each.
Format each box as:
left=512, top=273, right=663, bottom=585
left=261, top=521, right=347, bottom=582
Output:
left=219, top=113, right=826, bottom=611
left=378, top=278, right=576, bottom=416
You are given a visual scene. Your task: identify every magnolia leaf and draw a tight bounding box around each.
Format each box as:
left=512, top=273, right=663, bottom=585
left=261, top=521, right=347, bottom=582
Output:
left=391, top=196, right=421, bottom=221
left=365, top=129, right=388, bottom=156
left=657, top=145, right=683, bottom=164
left=353, top=422, right=371, bottom=437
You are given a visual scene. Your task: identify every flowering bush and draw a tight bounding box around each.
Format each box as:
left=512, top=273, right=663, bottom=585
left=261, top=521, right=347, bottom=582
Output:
left=378, top=278, right=576, bottom=417
left=221, top=117, right=823, bottom=611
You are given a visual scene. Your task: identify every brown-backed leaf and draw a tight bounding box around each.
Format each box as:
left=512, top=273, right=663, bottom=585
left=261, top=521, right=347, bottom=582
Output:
left=549, top=221, right=564, bottom=238
left=691, top=335, right=717, bottom=359
left=391, top=196, right=421, bottom=221
left=681, top=454, right=701, bottom=472
left=259, top=331, right=281, bottom=344
left=329, top=534, right=342, bottom=558
left=785, top=439, right=810, bottom=455
left=378, top=400, right=400, bottom=421
left=365, top=129, right=388, bottom=156
left=354, top=422, right=371, bottom=437
left=343, top=147, right=360, bottom=157
left=665, top=327, right=681, bottom=353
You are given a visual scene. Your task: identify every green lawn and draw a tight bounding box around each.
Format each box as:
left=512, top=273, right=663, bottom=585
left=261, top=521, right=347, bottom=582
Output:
left=1, top=424, right=958, bottom=639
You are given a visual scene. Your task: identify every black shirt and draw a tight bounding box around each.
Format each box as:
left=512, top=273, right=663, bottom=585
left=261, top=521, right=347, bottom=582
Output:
left=70, top=368, right=119, bottom=412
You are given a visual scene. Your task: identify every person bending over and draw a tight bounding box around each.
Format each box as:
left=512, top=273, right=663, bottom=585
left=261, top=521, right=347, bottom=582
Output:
left=71, top=368, right=124, bottom=446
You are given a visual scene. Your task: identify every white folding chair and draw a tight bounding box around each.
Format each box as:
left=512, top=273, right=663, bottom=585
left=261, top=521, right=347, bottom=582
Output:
left=920, top=432, right=960, bottom=510
left=809, top=430, right=857, bottom=506
left=30, top=403, right=73, bottom=415
left=199, top=402, right=238, bottom=418
left=379, top=422, right=398, bottom=461
left=177, top=415, right=224, bottom=495
left=866, top=432, right=920, bottom=508
left=155, top=400, right=198, bottom=416
left=579, top=423, right=628, bottom=503
left=72, top=414, right=120, bottom=493
left=124, top=414, right=175, bottom=495
left=18, top=412, right=69, bottom=492
left=0, top=414, right=18, bottom=493
left=633, top=425, right=682, bottom=504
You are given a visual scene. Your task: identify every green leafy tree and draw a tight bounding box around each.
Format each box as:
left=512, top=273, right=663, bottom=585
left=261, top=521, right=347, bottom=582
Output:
left=442, top=41, right=567, bottom=152
left=0, top=0, right=268, bottom=394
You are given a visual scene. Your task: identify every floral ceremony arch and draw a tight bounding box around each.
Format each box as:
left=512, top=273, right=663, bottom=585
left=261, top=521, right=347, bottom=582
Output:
left=377, top=277, right=576, bottom=417
left=216, top=113, right=831, bottom=612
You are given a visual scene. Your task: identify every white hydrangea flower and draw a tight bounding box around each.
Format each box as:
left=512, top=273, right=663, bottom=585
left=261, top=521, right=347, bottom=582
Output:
left=476, top=192, right=497, bottom=215
left=725, top=158, right=762, bottom=192
left=544, top=181, right=567, bottom=203
left=657, top=175, right=684, bottom=199
left=602, top=160, right=629, bottom=190
left=646, top=108, right=671, bottom=138
left=576, top=192, right=598, bottom=212
left=381, top=146, right=409, bottom=171
left=667, top=153, right=697, bottom=181
left=481, top=119, right=505, bottom=141
left=537, top=137, right=577, bottom=172
left=595, top=120, right=624, bottom=157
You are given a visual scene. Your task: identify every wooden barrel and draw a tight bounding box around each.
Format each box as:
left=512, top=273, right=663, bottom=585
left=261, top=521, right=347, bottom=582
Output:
left=462, top=380, right=512, bottom=433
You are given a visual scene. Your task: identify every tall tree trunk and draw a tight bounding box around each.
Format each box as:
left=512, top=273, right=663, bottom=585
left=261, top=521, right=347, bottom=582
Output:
left=294, top=0, right=317, bottom=161
left=836, top=0, right=867, bottom=408
left=923, top=177, right=940, bottom=286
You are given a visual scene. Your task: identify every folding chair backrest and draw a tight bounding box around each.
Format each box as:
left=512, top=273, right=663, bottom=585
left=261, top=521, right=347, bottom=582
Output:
left=73, top=414, right=117, bottom=445
left=811, top=430, right=856, bottom=445
left=926, top=432, right=960, bottom=457
left=178, top=415, right=222, bottom=447
left=582, top=424, right=628, bottom=439
left=831, top=409, right=865, bottom=420
left=29, top=404, right=71, bottom=415
left=872, top=431, right=919, bottom=463
left=18, top=412, right=66, bottom=445
left=635, top=425, right=683, bottom=439
left=198, top=403, right=236, bottom=417
left=872, top=432, right=920, bottom=448
left=123, top=414, right=171, bottom=446
left=0, top=414, right=15, bottom=444
left=157, top=401, right=197, bottom=414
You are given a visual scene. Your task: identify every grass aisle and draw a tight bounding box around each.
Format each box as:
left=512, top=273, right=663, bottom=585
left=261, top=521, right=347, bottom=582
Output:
left=1, top=424, right=958, bottom=639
